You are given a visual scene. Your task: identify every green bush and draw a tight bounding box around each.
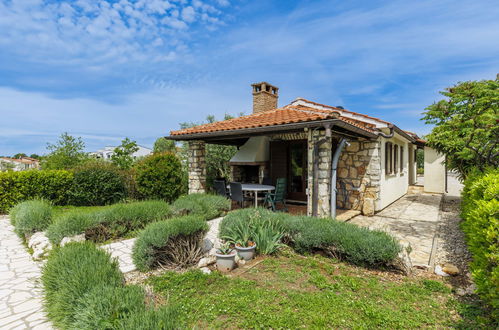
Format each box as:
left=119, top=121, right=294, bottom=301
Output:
left=135, top=153, right=183, bottom=202
left=69, top=161, right=127, bottom=206
left=86, top=200, right=172, bottom=241
left=282, top=215, right=401, bottom=267
left=47, top=200, right=171, bottom=244
left=41, top=242, right=123, bottom=328
left=171, top=193, right=231, bottom=220
left=46, top=211, right=95, bottom=244
left=73, top=285, right=146, bottom=329
left=118, top=305, right=179, bottom=330
left=220, top=208, right=285, bottom=255
left=461, top=168, right=499, bottom=314
left=0, top=170, right=73, bottom=213
left=132, top=215, right=209, bottom=271
left=9, top=200, right=53, bottom=238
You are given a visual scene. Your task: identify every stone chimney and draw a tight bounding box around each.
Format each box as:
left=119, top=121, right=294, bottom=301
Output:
left=252, top=82, right=278, bottom=114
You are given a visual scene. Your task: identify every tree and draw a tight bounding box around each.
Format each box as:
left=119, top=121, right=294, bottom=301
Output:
left=42, top=133, right=89, bottom=170
left=0, top=160, right=16, bottom=172
left=153, top=137, right=176, bottom=154
left=111, top=137, right=139, bottom=170
left=29, top=154, right=40, bottom=159
left=13, top=153, right=27, bottom=159
left=422, top=78, right=499, bottom=178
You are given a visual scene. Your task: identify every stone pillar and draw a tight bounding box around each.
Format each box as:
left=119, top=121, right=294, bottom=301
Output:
left=188, top=141, right=206, bottom=194
left=307, top=130, right=333, bottom=217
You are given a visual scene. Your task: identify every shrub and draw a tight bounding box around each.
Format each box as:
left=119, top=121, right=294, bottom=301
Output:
left=69, top=161, right=127, bottom=206
left=9, top=200, right=53, bottom=238
left=41, top=242, right=123, bottom=328
left=73, top=285, right=147, bottom=329
left=46, top=211, right=95, bottom=244
left=171, top=193, right=231, bottom=220
left=0, top=170, right=73, bottom=213
left=47, top=200, right=172, bottom=244
left=118, top=305, right=179, bottom=330
left=220, top=208, right=285, bottom=254
left=132, top=215, right=209, bottom=271
left=282, top=216, right=401, bottom=267
left=86, top=200, right=172, bottom=242
left=135, top=153, right=183, bottom=202
left=461, top=168, right=499, bottom=314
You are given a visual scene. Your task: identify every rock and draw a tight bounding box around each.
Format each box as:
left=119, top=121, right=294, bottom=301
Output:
left=442, top=263, right=459, bottom=276
left=60, top=234, right=86, bottom=247
left=362, top=198, right=375, bottom=216
left=391, top=242, right=413, bottom=275
left=434, top=265, right=450, bottom=277
left=202, top=238, right=214, bottom=253
left=237, top=258, right=246, bottom=267
left=197, top=256, right=216, bottom=268
left=28, top=232, right=52, bottom=260
left=200, top=267, right=211, bottom=274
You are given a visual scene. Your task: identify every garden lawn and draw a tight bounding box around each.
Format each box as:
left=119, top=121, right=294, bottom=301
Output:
left=51, top=205, right=111, bottom=217
left=150, top=251, right=482, bottom=329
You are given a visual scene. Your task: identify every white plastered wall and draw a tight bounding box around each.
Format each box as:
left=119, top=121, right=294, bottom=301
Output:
left=376, top=134, right=410, bottom=211
left=424, top=146, right=446, bottom=193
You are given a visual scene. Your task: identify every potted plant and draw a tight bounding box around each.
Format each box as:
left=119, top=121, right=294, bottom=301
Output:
left=222, top=222, right=257, bottom=261
left=214, top=243, right=237, bottom=272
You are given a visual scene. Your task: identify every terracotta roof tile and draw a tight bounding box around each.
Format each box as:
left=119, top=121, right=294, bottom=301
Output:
left=170, top=104, right=377, bottom=136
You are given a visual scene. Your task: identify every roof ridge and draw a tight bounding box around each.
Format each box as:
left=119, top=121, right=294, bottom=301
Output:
left=293, top=97, right=391, bottom=125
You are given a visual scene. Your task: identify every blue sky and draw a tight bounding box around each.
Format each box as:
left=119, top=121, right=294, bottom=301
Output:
left=1, top=0, right=498, bottom=156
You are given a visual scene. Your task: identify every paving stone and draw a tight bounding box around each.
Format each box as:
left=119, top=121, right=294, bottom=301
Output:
left=349, top=193, right=443, bottom=268
left=0, top=217, right=52, bottom=329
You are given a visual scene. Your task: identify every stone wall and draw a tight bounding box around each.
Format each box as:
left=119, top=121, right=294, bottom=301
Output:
left=188, top=141, right=207, bottom=194
left=307, top=129, right=333, bottom=217
left=336, top=139, right=381, bottom=216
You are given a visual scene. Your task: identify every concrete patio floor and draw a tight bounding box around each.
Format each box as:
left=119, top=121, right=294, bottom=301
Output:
left=348, top=192, right=443, bottom=268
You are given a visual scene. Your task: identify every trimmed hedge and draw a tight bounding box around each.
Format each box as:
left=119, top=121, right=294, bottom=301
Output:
left=41, top=242, right=124, bottom=328
left=135, top=153, right=184, bottom=202
left=220, top=208, right=401, bottom=267
left=9, top=200, right=53, bottom=238
left=461, top=168, right=498, bottom=314
left=68, top=161, right=127, bottom=206
left=0, top=170, right=73, bottom=213
left=171, top=193, right=231, bottom=220
left=47, top=200, right=171, bottom=244
left=41, top=242, right=179, bottom=329
left=132, top=215, right=209, bottom=271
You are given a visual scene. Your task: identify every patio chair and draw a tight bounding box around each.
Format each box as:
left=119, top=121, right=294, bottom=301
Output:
left=229, top=182, right=251, bottom=208
left=262, top=177, right=272, bottom=185
left=213, top=179, right=229, bottom=198
left=264, top=178, right=288, bottom=212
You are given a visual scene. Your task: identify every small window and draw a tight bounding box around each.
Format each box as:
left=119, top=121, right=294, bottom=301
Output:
left=385, top=142, right=393, bottom=174
left=400, top=146, right=404, bottom=173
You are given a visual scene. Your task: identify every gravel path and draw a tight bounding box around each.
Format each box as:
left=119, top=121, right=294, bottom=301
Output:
left=0, top=216, right=52, bottom=329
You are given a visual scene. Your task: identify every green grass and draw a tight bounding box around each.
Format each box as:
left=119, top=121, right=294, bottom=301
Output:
left=149, top=251, right=489, bottom=329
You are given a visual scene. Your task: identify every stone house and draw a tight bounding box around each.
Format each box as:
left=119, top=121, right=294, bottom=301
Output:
left=0, top=157, right=40, bottom=171
left=167, top=82, right=444, bottom=218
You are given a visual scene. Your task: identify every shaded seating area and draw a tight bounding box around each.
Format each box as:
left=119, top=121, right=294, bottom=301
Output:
left=213, top=177, right=289, bottom=211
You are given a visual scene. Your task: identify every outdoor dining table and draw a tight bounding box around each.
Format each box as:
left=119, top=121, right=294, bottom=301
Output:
left=239, top=183, right=275, bottom=208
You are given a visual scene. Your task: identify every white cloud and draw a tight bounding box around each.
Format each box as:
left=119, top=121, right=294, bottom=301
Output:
left=182, top=6, right=196, bottom=23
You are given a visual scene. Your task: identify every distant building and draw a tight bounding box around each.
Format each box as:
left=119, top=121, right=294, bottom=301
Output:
left=90, top=145, right=152, bottom=160
left=0, top=157, right=40, bottom=171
